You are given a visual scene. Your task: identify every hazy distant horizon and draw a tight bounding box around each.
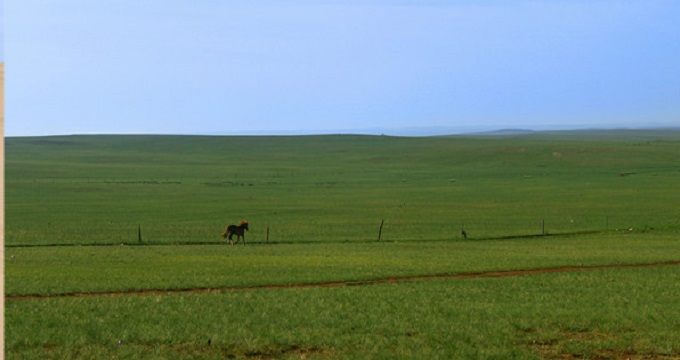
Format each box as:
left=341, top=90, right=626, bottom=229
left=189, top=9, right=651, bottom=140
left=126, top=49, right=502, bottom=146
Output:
left=6, top=122, right=679, bottom=138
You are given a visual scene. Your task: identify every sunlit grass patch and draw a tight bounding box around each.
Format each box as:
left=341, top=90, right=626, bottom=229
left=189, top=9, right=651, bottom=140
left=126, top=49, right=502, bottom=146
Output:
left=7, top=266, right=680, bottom=359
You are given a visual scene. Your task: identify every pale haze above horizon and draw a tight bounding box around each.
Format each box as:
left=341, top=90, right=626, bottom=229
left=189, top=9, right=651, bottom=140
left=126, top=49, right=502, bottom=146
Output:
left=4, top=0, right=680, bottom=137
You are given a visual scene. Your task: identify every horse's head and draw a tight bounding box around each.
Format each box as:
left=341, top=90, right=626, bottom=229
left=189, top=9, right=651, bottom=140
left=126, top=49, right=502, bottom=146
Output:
left=240, top=220, right=249, bottom=230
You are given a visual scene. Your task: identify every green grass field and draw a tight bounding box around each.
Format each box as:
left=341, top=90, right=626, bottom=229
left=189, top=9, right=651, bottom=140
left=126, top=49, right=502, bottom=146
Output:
left=5, top=130, right=680, bottom=359
left=5, top=233, right=680, bottom=297
left=6, top=131, right=680, bottom=245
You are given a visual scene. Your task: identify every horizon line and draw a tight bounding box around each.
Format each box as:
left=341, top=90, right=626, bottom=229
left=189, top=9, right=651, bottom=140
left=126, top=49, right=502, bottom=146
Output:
left=5, top=124, right=680, bottom=138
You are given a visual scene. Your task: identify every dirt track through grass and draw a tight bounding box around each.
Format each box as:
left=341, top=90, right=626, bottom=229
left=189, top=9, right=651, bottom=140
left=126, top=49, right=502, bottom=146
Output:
left=7, top=260, right=680, bottom=301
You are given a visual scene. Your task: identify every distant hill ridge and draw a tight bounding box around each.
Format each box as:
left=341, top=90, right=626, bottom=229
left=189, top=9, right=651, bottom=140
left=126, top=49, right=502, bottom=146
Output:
left=7, top=127, right=680, bottom=139
left=464, top=129, right=534, bottom=136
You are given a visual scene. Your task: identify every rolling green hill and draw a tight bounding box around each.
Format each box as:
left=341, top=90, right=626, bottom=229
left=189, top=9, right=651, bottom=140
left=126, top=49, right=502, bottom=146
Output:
left=6, top=130, right=680, bottom=245
left=5, top=130, right=680, bottom=359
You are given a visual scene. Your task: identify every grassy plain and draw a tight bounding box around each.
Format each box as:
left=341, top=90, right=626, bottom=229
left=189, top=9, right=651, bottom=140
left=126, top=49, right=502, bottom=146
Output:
left=6, top=266, right=680, bottom=359
left=4, top=232, right=680, bottom=297
left=5, top=131, right=680, bottom=245
left=5, top=130, right=680, bottom=359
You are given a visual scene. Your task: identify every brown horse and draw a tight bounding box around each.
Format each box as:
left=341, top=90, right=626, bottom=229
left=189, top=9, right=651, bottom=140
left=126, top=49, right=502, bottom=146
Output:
left=222, top=220, right=249, bottom=245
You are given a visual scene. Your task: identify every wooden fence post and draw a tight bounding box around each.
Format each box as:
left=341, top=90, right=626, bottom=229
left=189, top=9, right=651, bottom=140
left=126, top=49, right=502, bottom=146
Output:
left=138, top=224, right=142, bottom=243
left=378, top=219, right=384, bottom=241
left=266, top=226, right=270, bottom=243
left=542, top=219, right=545, bottom=236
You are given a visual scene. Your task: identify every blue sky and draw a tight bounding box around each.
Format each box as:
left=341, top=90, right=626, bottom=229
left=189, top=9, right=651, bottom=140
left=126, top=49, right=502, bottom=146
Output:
left=5, top=0, right=680, bottom=136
